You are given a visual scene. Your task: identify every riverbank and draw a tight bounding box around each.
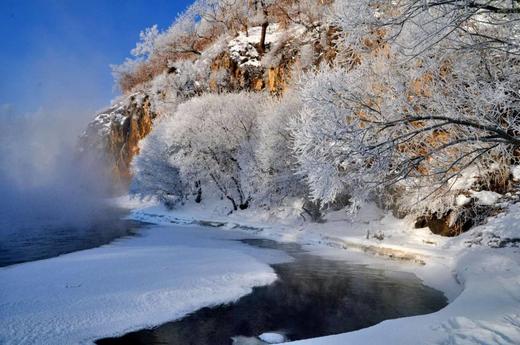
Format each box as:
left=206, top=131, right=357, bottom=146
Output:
left=125, top=197, right=520, bottom=345
left=97, top=238, right=447, bottom=345
left=0, top=225, right=285, bottom=345
left=1, top=197, right=518, bottom=345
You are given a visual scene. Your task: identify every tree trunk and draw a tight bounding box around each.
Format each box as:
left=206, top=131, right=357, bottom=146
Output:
left=258, top=21, right=269, bottom=55
left=227, top=196, right=238, bottom=211
left=239, top=197, right=251, bottom=210
left=194, top=181, right=202, bottom=203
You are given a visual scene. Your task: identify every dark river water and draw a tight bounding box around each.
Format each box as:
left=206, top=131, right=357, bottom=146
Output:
left=97, top=239, right=448, bottom=345
left=0, top=208, right=141, bottom=267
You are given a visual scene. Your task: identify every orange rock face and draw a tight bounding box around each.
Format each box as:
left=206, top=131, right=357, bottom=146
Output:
left=79, top=93, right=157, bottom=188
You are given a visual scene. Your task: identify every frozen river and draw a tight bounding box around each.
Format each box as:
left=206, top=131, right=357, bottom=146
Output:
left=0, top=223, right=447, bottom=345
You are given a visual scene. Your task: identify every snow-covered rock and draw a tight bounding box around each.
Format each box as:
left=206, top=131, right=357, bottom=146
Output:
left=79, top=92, right=157, bottom=185
left=471, top=190, right=502, bottom=206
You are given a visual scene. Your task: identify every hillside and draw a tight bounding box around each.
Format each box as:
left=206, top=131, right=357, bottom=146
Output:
left=80, top=10, right=334, bottom=186
left=81, top=0, right=520, bottom=239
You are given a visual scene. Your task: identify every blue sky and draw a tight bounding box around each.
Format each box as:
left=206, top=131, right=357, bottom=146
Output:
left=0, top=0, right=192, bottom=116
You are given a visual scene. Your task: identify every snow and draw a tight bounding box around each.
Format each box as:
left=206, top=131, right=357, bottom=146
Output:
left=448, top=166, right=481, bottom=190
left=512, top=165, right=520, bottom=181
left=3, top=195, right=520, bottom=345
left=471, top=190, right=502, bottom=206
left=0, top=225, right=290, bottom=345
left=123, top=196, right=520, bottom=345
left=455, top=194, right=471, bottom=206
left=455, top=191, right=503, bottom=207
left=228, top=24, right=306, bottom=68
left=258, top=332, right=286, bottom=343
left=228, top=24, right=281, bottom=67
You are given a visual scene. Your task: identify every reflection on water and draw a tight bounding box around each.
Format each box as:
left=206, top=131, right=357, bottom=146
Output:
left=0, top=208, right=141, bottom=267
left=97, top=239, right=447, bottom=345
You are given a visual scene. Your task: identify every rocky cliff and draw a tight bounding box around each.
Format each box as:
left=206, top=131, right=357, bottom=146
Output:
left=80, top=23, right=333, bottom=188
left=79, top=93, right=157, bottom=187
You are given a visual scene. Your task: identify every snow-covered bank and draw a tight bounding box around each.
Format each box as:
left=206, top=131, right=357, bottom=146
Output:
left=0, top=225, right=289, bottom=345
left=2, top=195, right=518, bottom=345
left=125, top=198, right=520, bottom=344
left=289, top=247, right=520, bottom=345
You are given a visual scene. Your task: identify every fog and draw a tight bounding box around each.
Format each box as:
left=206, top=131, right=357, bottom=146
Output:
left=0, top=106, right=112, bottom=236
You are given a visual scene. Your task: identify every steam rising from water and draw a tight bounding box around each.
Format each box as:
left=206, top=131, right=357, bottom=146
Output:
left=0, top=107, right=111, bottom=235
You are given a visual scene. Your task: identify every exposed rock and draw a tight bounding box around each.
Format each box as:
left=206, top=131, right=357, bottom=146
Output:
left=414, top=214, right=464, bottom=237
left=79, top=92, right=157, bottom=188
left=81, top=23, right=332, bottom=187
left=414, top=202, right=501, bottom=237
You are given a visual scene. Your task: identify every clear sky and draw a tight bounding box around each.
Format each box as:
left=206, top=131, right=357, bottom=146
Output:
left=0, top=0, right=193, bottom=117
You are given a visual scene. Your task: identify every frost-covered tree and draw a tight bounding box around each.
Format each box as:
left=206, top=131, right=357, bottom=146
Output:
left=112, top=0, right=334, bottom=92
left=168, top=92, right=267, bottom=211
left=290, top=0, right=520, bottom=215
left=131, top=25, right=161, bottom=59
left=331, top=0, right=520, bottom=57
left=196, top=0, right=251, bottom=35
left=270, top=0, right=331, bottom=30
left=293, top=58, right=518, bottom=214
left=254, top=90, right=307, bottom=205
left=131, top=116, right=184, bottom=207
left=131, top=63, right=210, bottom=203
left=290, top=65, right=378, bottom=210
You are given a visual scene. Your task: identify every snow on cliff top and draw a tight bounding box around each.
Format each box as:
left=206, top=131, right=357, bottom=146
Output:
left=228, top=24, right=306, bottom=67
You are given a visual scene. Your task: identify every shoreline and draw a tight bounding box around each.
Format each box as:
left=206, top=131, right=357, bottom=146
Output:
left=1, top=197, right=518, bottom=345
left=125, top=198, right=520, bottom=344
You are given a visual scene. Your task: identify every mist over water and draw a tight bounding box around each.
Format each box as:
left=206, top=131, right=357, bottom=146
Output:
left=0, top=107, right=102, bottom=229
left=0, top=106, right=133, bottom=266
